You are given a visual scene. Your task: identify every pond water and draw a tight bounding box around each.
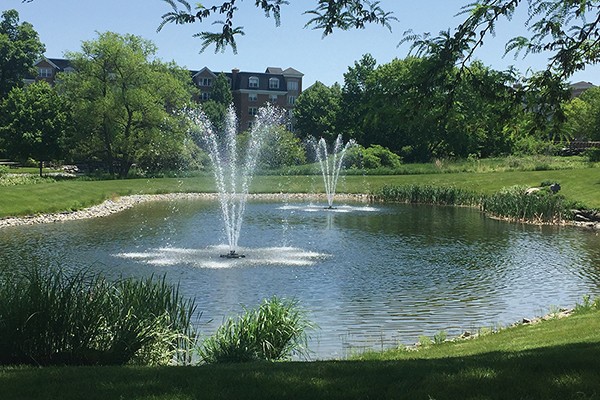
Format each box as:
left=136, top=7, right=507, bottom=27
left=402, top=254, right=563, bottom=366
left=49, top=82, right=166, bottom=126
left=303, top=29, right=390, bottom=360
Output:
left=1, top=199, right=600, bottom=360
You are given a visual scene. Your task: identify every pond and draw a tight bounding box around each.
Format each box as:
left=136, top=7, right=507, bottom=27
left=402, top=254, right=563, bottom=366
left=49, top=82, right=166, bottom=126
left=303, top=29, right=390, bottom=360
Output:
left=1, top=198, right=599, bottom=359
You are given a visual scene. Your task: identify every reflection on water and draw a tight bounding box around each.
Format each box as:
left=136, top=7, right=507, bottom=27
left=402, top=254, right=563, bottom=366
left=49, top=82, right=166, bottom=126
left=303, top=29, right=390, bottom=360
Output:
left=1, top=199, right=599, bottom=360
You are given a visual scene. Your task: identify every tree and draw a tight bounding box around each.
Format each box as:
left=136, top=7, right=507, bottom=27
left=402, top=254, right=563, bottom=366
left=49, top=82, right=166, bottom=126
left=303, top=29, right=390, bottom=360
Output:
left=157, top=0, right=396, bottom=53
left=357, top=56, right=522, bottom=161
left=201, top=72, right=233, bottom=131
left=563, top=86, right=600, bottom=141
left=58, top=32, right=198, bottom=177
left=0, top=9, right=45, bottom=97
left=293, top=81, right=342, bottom=141
left=0, top=81, right=69, bottom=176
left=400, top=1, right=600, bottom=135
left=238, top=125, right=306, bottom=169
left=340, top=53, right=377, bottom=144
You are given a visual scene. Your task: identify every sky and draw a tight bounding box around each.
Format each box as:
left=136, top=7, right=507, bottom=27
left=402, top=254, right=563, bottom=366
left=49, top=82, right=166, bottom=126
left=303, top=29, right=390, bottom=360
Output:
left=4, top=0, right=599, bottom=88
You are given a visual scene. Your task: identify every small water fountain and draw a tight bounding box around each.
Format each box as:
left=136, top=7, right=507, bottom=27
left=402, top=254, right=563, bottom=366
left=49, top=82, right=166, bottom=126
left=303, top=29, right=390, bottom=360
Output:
left=188, top=104, right=282, bottom=258
left=313, top=134, right=356, bottom=209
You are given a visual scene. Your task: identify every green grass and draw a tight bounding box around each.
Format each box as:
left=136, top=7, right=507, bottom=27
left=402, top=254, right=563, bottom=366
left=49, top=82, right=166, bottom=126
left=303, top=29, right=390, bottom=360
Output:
left=1, top=166, right=598, bottom=218
left=1, top=310, right=599, bottom=399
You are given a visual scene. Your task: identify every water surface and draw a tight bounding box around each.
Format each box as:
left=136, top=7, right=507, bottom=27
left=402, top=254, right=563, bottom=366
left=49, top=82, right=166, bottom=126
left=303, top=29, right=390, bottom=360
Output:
left=1, top=199, right=599, bottom=359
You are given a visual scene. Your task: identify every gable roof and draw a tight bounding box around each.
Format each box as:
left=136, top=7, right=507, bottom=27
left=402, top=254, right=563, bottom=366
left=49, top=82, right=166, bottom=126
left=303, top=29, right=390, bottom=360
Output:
left=282, top=67, right=303, bottom=77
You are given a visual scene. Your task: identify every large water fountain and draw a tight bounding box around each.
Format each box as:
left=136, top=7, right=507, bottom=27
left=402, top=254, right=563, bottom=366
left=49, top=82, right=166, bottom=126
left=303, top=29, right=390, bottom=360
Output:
left=313, top=134, right=356, bottom=209
left=189, top=104, right=282, bottom=258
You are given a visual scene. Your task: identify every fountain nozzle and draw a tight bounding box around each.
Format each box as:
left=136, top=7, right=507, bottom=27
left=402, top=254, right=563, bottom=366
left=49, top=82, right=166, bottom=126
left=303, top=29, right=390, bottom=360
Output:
left=220, top=250, right=246, bottom=259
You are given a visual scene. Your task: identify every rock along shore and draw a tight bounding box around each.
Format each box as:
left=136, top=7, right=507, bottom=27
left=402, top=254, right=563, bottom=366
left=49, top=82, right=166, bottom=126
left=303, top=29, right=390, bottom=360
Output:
left=0, top=193, right=373, bottom=228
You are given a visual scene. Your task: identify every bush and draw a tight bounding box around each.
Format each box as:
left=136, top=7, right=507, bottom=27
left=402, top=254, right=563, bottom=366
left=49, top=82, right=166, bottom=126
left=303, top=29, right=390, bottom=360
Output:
left=0, top=165, right=8, bottom=177
left=0, top=174, right=54, bottom=186
left=0, top=267, right=197, bottom=366
left=583, top=147, right=600, bottom=162
left=199, top=297, right=314, bottom=363
left=345, top=144, right=402, bottom=169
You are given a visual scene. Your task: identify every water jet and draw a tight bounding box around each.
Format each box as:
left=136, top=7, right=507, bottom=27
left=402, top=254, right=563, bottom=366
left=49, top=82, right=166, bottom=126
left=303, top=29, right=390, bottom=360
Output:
left=313, top=134, right=356, bottom=209
left=188, top=104, right=282, bottom=256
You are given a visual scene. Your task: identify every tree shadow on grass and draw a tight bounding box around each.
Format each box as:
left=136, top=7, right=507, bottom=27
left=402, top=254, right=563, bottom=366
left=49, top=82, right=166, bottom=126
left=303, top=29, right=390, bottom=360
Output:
left=1, top=342, right=599, bottom=400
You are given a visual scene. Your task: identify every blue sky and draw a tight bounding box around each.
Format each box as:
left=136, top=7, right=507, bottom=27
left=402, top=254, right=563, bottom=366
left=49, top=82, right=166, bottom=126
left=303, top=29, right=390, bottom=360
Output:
left=5, top=0, right=599, bottom=87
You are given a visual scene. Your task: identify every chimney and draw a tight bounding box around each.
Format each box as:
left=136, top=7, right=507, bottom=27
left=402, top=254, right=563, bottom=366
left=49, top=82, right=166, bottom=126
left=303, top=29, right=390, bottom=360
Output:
left=231, top=68, right=239, bottom=89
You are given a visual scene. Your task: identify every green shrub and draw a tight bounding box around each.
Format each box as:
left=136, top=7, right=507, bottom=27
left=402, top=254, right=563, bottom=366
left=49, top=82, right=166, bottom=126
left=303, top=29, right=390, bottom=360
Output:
left=0, top=174, right=54, bottom=186
left=345, top=145, right=402, bottom=169
left=0, top=266, right=197, bottom=366
left=583, top=147, right=600, bottom=162
left=0, top=165, right=8, bottom=177
left=199, top=297, right=314, bottom=363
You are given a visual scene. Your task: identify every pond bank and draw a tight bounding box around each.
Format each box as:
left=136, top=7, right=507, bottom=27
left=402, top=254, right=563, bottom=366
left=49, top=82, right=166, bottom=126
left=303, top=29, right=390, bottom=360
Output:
left=0, top=193, right=372, bottom=228
left=1, top=190, right=598, bottom=232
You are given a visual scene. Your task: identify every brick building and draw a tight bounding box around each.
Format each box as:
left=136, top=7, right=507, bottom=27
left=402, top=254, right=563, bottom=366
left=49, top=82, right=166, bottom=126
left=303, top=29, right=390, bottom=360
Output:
left=191, top=66, right=303, bottom=130
left=27, top=58, right=303, bottom=131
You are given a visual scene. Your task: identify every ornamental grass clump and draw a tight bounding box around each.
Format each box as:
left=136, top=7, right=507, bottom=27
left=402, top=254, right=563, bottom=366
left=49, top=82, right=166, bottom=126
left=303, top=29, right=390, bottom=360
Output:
left=199, top=296, right=314, bottom=364
left=0, top=266, right=197, bottom=366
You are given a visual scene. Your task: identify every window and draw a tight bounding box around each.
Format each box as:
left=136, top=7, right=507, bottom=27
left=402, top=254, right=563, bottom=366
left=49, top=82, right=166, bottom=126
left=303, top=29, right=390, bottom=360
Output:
left=288, top=95, right=296, bottom=105
left=38, top=68, right=52, bottom=78
left=249, top=76, right=259, bottom=88
left=201, top=92, right=210, bottom=101
left=199, top=77, right=212, bottom=87
left=269, top=78, right=279, bottom=89
left=269, top=94, right=278, bottom=103
left=248, top=107, right=258, bottom=116
left=287, top=80, right=298, bottom=91
left=249, top=93, right=257, bottom=102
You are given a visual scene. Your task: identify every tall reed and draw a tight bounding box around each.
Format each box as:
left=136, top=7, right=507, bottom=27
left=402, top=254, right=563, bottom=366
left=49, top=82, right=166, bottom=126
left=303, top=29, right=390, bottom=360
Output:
left=481, top=185, right=576, bottom=223
left=0, top=266, right=197, bottom=366
left=375, top=184, right=481, bottom=206
left=376, top=184, right=580, bottom=224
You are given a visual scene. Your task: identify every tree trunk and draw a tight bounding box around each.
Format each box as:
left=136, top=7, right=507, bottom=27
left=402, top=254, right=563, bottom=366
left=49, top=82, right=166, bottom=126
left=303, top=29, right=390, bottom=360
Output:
left=39, top=160, right=43, bottom=177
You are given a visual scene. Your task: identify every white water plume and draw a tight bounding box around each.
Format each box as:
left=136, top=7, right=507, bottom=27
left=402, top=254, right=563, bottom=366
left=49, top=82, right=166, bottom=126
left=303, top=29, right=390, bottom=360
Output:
left=313, top=134, right=356, bottom=208
left=188, top=104, right=283, bottom=254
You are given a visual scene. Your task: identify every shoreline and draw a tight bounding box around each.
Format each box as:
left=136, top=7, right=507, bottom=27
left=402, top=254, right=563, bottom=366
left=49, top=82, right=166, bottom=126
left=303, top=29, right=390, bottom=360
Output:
left=0, top=193, right=372, bottom=228
left=1, top=191, right=598, bottom=231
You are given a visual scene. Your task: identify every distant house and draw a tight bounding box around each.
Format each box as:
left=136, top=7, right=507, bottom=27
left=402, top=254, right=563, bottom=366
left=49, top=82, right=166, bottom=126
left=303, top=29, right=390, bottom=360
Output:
left=25, top=57, right=74, bottom=85
left=27, top=58, right=303, bottom=132
left=569, top=81, right=596, bottom=98
left=191, top=67, right=303, bottom=131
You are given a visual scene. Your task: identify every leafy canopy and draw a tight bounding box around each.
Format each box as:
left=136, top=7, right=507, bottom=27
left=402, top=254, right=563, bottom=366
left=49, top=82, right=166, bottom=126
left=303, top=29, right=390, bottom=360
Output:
left=0, top=9, right=45, bottom=97
left=157, top=0, right=396, bottom=53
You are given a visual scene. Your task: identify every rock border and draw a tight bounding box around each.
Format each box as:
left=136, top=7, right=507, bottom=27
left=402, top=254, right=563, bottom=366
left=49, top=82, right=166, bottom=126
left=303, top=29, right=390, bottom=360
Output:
left=0, top=193, right=373, bottom=228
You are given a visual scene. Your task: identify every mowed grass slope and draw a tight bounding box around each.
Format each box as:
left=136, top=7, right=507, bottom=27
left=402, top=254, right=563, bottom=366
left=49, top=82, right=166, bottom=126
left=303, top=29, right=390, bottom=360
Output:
left=1, top=167, right=599, bottom=218
left=1, top=310, right=599, bottom=400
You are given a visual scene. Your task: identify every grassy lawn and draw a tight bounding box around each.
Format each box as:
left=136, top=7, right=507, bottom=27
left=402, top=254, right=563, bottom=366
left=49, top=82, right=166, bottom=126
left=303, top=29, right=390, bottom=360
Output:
left=1, top=310, right=598, bottom=399
left=1, top=166, right=599, bottom=217
left=1, top=159, right=599, bottom=398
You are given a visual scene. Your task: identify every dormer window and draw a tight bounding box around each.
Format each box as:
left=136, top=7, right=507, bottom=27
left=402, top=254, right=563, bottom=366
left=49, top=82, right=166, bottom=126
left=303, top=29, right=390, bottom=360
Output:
left=38, top=68, right=52, bottom=78
left=199, top=77, right=212, bottom=87
left=249, top=76, right=259, bottom=88
left=269, top=78, right=279, bottom=89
